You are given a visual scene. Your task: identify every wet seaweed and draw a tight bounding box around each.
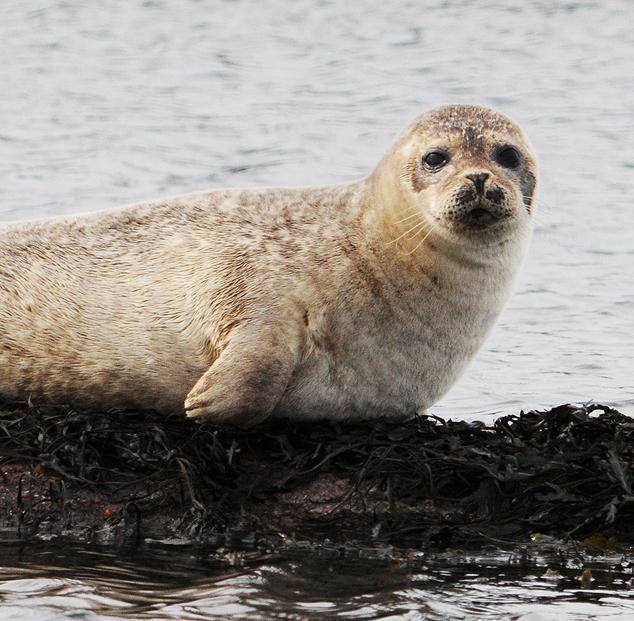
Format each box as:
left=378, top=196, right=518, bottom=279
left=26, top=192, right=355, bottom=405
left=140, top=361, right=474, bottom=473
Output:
left=0, top=400, right=632, bottom=548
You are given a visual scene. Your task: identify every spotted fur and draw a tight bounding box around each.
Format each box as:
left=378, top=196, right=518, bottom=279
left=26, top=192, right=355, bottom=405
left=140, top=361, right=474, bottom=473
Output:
left=0, top=105, right=537, bottom=423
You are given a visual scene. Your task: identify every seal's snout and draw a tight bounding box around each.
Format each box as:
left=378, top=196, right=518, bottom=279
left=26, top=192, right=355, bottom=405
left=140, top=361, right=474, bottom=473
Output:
left=451, top=175, right=511, bottom=229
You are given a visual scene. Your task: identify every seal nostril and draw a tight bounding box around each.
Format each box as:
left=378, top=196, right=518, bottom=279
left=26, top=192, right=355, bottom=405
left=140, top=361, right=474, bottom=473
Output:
left=466, top=173, right=489, bottom=195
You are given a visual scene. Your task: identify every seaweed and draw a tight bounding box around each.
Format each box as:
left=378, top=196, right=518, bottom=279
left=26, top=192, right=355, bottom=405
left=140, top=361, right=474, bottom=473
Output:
left=0, top=400, right=632, bottom=549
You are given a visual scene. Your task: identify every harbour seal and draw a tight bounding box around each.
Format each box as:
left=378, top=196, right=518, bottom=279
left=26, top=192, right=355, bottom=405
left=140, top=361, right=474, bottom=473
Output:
left=0, top=105, right=537, bottom=424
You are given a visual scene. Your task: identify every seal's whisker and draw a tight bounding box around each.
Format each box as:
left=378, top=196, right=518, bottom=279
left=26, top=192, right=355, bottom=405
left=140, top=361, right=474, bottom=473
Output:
left=393, top=210, right=424, bottom=225
left=407, top=225, right=436, bottom=255
left=404, top=220, right=431, bottom=243
left=401, top=221, right=432, bottom=245
left=522, top=200, right=549, bottom=226
left=523, top=194, right=553, bottom=213
left=528, top=212, right=546, bottom=226
left=386, top=218, right=430, bottom=246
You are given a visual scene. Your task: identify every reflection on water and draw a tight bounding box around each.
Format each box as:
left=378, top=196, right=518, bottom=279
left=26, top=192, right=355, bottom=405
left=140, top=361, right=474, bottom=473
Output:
left=0, top=542, right=633, bottom=620
left=1, top=0, right=633, bottom=617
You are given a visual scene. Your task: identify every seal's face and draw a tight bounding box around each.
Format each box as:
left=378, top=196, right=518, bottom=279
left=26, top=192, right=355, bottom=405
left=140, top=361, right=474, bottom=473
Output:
left=402, top=105, right=537, bottom=244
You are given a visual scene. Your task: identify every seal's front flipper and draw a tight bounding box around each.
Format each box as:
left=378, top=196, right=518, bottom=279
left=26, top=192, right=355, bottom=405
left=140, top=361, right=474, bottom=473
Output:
left=184, top=321, right=299, bottom=426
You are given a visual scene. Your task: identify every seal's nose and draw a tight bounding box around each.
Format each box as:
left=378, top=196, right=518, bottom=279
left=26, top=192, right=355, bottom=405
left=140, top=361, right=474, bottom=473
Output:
left=466, top=173, right=489, bottom=195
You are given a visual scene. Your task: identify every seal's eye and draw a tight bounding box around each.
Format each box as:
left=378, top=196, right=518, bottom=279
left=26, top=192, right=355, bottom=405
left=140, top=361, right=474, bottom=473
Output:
left=496, top=146, right=521, bottom=169
left=423, top=150, right=449, bottom=170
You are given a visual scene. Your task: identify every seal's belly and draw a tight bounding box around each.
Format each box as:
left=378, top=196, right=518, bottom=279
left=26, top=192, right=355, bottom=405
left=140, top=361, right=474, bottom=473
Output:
left=273, top=327, right=475, bottom=420
left=271, top=282, right=505, bottom=421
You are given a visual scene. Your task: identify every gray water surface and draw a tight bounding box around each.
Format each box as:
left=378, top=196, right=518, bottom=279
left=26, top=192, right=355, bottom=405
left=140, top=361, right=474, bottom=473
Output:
left=1, top=0, right=633, bottom=618
left=1, top=0, right=633, bottom=419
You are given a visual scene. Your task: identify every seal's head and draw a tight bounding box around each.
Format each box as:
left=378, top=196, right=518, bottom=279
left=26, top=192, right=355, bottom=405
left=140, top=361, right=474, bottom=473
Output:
left=378, top=104, right=537, bottom=251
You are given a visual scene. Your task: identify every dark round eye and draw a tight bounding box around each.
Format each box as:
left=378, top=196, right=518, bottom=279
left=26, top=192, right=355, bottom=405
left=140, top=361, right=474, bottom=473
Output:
left=496, top=146, right=521, bottom=168
left=423, top=150, right=449, bottom=170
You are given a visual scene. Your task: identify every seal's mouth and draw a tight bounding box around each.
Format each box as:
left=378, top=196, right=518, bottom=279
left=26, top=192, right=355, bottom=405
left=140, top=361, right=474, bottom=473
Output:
left=450, top=185, right=512, bottom=230
left=461, top=202, right=506, bottom=228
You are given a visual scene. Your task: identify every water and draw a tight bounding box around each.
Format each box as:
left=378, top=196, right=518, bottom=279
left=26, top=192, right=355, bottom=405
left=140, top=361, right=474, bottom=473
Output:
left=0, top=542, right=633, bottom=620
left=1, top=0, right=633, bottom=618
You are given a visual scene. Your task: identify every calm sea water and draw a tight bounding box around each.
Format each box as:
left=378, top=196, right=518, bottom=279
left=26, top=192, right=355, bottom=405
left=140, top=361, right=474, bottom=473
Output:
left=0, top=542, right=633, bottom=621
left=1, top=0, right=633, bottom=618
